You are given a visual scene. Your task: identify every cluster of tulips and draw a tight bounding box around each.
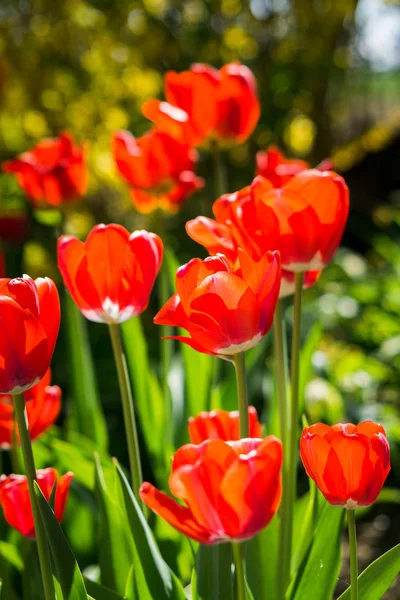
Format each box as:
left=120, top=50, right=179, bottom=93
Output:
left=0, top=61, right=394, bottom=600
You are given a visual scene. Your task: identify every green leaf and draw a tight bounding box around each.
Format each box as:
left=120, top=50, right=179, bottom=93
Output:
left=94, top=456, right=134, bottom=593
left=193, top=544, right=233, bottom=600
left=121, top=317, right=173, bottom=486
left=337, top=543, right=400, bottom=600
left=246, top=516, right=278, bottom=600
left=291, top=478, right=319, bottom=572
left=34, top=482, right=88, bottom=600
left=124, top=567, right=136, bottom=600
left=64, top=293, right=108, bottom=449
left=115, top=462, right=186, bottom=600
left=288, top=504, right=344, bottom=600
left=84, top=579, right=126, bottom=600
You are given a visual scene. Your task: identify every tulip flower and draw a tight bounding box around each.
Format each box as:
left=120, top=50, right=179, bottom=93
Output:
left=187, top=170, right=349, bottom=274
left=0, top=369, right=61, bottom=448
left=3, top=132, right=87, bottom=208
left=154, top=251, right=281, bottom=357
left=58, top=224, right=163, bottom=324
left=188, top=407, right=261, bottom=444
left=0, top=468, right=73, bottom=538
left=0, top=276, right=60, bottom=394
left=300, top=421, right=390, bottom=508
left=142, top=62, right=260, bottom=148
left=140, top=436, right=282, bottom=544
left=112, top=129, right=203, bottom=213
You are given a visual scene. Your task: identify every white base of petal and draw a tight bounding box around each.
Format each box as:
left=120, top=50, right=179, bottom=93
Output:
left=218, top=333, right=263, bottom=356
left=82, top=297, right=137, bottom=324
left=284, top=252, right=325, bottom=272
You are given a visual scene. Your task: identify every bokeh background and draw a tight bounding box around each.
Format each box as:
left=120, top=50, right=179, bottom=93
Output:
left=0, top=0, right=400, bottom=597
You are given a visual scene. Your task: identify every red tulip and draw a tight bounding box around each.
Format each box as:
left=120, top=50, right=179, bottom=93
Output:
left=112, top=129, right=203, bottom=213
left=0, top=468, right=73, bottom=537
left=0, top=276, right=60, bottom=394
left=140, top=436, right=282, bottom=544
left=154, top=251, right=281, bottom=356
left=58, top=224, right=163, bottom=324
left=300, top=421, right=390, bottom=508
left=186, top=178, right=321, bottom=297
left=188, top=407, right=261, bottom=444
left=187, top=170, right=349, bottom=274
left=0, top=369, right=61, bottom=449
left=3, top=133, right=87, bottom=208
left=143, top=62, right=260, bottom=147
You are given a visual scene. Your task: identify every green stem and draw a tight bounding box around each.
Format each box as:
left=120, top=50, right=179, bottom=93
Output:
left=232, top=543, right=246, bottom=600
left=13, top=393, right=55, bottom=600
left=348, top=509, right=358, bottom=600
left=11, top=410, right=22, bottom=474
left=212, top=145, right=228, bottom=198
left=232, top=353, right=249, bottom=438
left=274, top=302, right=290, bottom=599
left=286, top=272, right=304, bottom=590
left=108, top=323, right=143, bottom=501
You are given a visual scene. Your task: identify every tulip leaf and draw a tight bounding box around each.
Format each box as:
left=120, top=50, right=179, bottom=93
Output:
left=193, top=544, right=233, bottom=600
left=122, top=316, right=173, bottom=487
left=292, top=479, right=319, bottom=572
left=94, top=455, right=134, bottom=593
left=337, top=543, right=400, bottom=600
left=288, top=503, right=344, bottom=600
left=115, top=461, right=186, bottom=600
left=246, top=516, right=278, bottom=600
left=34, top=482, right=88, bottom=600
left=84, top=578, right=126, bottom=600
left=64, top=293, right=108, bottom=450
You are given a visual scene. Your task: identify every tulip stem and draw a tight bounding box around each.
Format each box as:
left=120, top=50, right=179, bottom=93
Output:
left=233, top=353, right=249, bottom=438
left=108, top=323, right=143, bottom=502
left=274, top=301, right=291, bottom=599
left=232, top=542, right=246, bottom=600
left=348, top=509, right=359, bottom=600
left=13, top=393, right=55, bottom=600
left=287, top=272, right=304, bottom=590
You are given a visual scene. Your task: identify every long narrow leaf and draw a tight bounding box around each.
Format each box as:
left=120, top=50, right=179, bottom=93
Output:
left=115, top=462, right=186, bottom=600
left=288, top=504, right=344, bottom=600
left=64, top=293, right=108, bottom=449
left=84, top=579, right=126, bottom=600
left=337, top=543, right=400, bottom=600
left=246, top=517, right=278, bottom=600
left=193, top=545, right=233, bottom=600
left=94, top=456, right=134, bottom=593
left=34, top=482, right=88, bottom=600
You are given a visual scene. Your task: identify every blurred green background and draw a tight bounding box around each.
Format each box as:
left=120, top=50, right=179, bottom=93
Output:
left=0, top=0, right=400, bottom=596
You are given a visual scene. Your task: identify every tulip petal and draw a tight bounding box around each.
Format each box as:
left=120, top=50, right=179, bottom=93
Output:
left=139, top=482, right=215, bottom=544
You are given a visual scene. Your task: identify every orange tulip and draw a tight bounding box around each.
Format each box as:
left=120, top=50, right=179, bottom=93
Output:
left=143, top=62, right=260, bottom=148
left=0, top=468, right=73, bottom=537
left=140, top=436, right=282, bottom=544
left=187, top=170, right=348, bottom=274
left=188, top=407, right=261, bottom=444
left=58, top=224, right=163, bottom=324
left=154, top=251, right=281, bottom=356
left=300, top=421, right=390, bottom=508
left=0, top=276, right=60, bottom=394
left=0, top=369, right=61, bottom=448
left=3, top=132, right=87, bottom=208
left=112, top=129, right=203, bottom=213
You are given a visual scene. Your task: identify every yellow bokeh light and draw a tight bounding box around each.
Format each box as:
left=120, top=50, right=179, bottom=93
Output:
left=284, top=114, right=316, bottom=156
left=23, top=111, right=49, bottom=138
